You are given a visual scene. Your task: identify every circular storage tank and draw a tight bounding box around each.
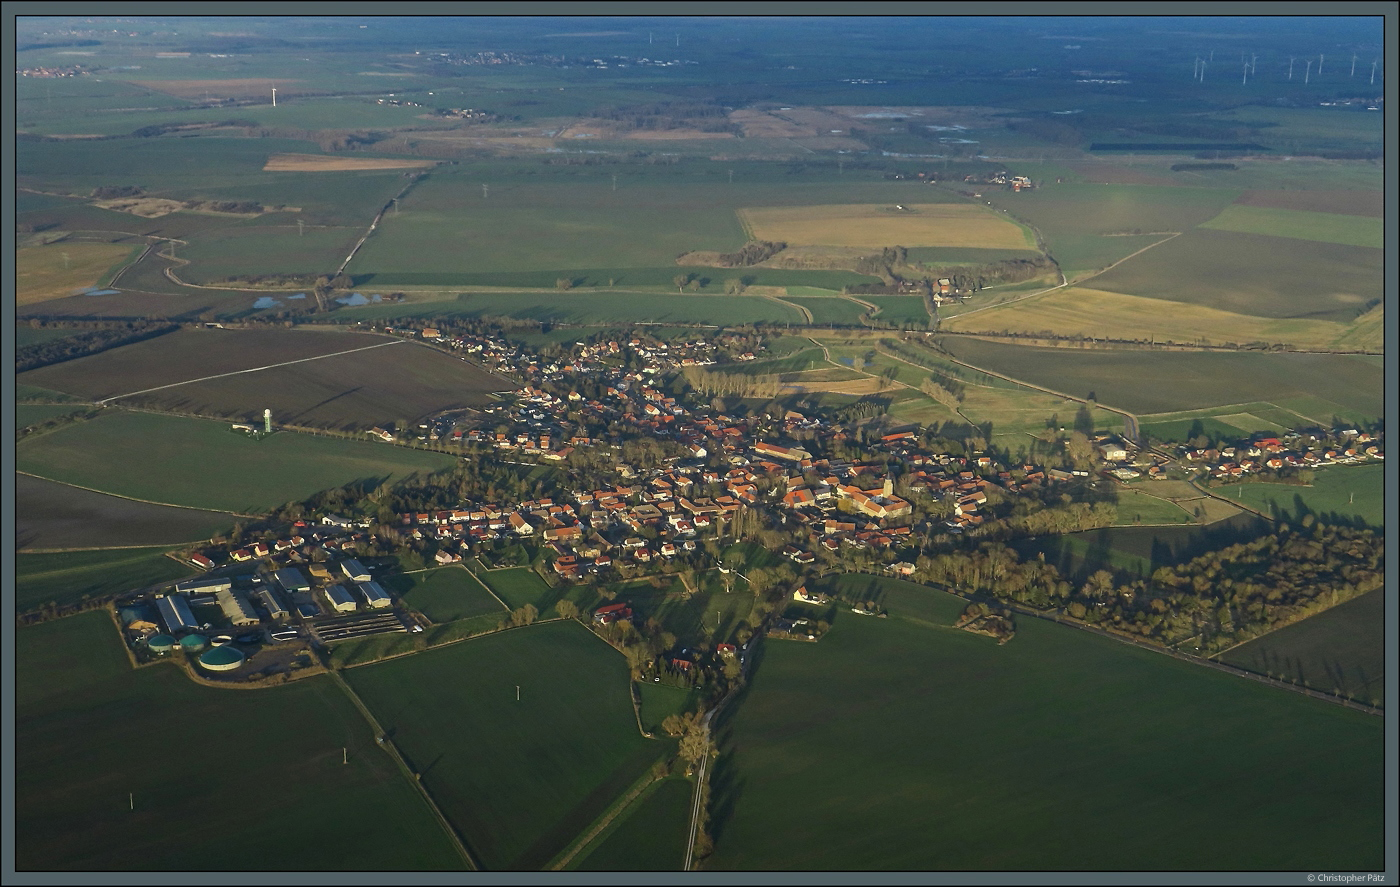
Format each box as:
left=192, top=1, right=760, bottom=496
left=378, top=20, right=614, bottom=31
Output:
left=147, top=634, right=176, bottom=655
left=198, top=646, right=245, bottom=672
left=180, top=635, right=207, bottom=654
left=210, top=635, right=234, bottom=647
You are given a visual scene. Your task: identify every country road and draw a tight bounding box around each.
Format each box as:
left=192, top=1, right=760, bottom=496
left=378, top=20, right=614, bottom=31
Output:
left=96, top=339, right=405, bottom=405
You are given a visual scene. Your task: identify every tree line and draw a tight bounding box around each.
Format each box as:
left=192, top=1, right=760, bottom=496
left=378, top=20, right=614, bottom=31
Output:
left=16, top=321, right=178, bottom=372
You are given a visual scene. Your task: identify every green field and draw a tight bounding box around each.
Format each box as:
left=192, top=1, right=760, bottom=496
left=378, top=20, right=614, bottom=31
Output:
left=574, top=777, right=693, bottom=872
left=1200, top=204, right=1382, bottom=249
left=637, top=682, right=703, bottom=736
left=16, top=547, right=195, bottom=613
left=984, top=184, right=1240, bottom=278
left=1111, top=489, right=1194, bottom=526
left=862, top=295, right=931, bottom=326
left=15, top=611, right=464, bottom=870
left=1086, top=228, right=1381, bottom=323
left=346, top=621, right=664, bottom=870
left=1220, top=589, right=1384, bottom=705
left=938, top=338, right=1384, bottom=420
left=330, top=291, right=807, bottom=326
left=16, top=404, right=91, bottom=426
left=16, top=411, right=455, bottom=513
left=388, top=566, right=507, bottom=623
left=705, top=577, right=1383, bottom=870
left=175, top=225, right=364, bottom=283
left=783, top=296, right=868, bottom=326
left=477, top=567, right=554, bottom=612
left=1227, top=464, right=1384, bottom=527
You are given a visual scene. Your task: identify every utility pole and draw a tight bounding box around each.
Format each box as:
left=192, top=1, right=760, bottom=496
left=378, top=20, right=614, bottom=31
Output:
left=516, top=685, right=521, bottom=701
left=129, top=793, right=134, bottom=811
left=343, top=747, right=348, bottom=765
left=297, top=219, right=304, bottom=236
left=272, top=87, right=277, bottom=107
left=482, top=184, right=489, bottom=199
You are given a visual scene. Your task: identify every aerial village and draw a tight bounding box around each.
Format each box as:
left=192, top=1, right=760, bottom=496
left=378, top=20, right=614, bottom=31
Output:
left=110, top=324, right=1382, bottom=687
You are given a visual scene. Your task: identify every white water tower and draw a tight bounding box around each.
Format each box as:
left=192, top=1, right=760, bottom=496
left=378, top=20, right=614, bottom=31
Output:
left=263, top=409, right=272, bottom=434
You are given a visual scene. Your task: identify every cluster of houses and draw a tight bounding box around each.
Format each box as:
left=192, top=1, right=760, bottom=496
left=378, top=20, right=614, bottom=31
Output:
left=1178, top=429, right=1383, bottom=482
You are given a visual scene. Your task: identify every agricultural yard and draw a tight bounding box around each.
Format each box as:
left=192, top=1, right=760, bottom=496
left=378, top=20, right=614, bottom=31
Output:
left=16, top=473, right=233, bottom=551
left=15, top=411, right=455, bottom=514
left=119, top=339, right=509, bottom=429
left=704, top=577, right=1383, bottom=870
left=387, top=567, right=507, bottom=624
left=18, top=327, right=392, bottom=401
left=940, top=285, right=1380, bottom=352
left=935, top=339, right=1385, bottom=421
left=1199, top=204, right=1383, bottom=249
left=15, top=547, right=194, bottom=614
left=738, top=203, right=1034, bottom=250
left=16, top=241, right=144, bottom=306
left=15, top=612, right=463, bottom=871
left=345, top=621, right=665, bottom=870
left=1224, top=464, right=1385, bottom=528
left=1220, top=589, right=1384, bottom=706
left=330, top=291, right=808, bottom=327
left=573, top=777, right=693, bottom=872
left=1084, top=229, right=1381, bottom=322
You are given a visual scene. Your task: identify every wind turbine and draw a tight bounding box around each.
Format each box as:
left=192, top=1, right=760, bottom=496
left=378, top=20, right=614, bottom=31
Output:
left=1371, top=59, right=1378, bottom=85
left=1242, top=62, right=1248, bottom=86
left=1194, top=56, right=1201, bottom=80
left=1318, top=53, right=1324, bottom=76
left=1305, top=59, right=1312, bottom=84
left=271, top=87, right=276, bottom=107
left=1250, top=53, right=1257, bottom=75
left=297, top=219, right=304, bottom=237
left=1351, top=53, right=1358, bottom=77
left=481, top=183, right=489, bottom=199
left=1288, top=57, right=1295, bottom=80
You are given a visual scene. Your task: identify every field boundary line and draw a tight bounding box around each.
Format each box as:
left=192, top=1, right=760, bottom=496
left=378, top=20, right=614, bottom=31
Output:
left=459, top=563, right=511, bottom=611
left=18, top=542, right=214, bottom=553
left=95, top=339, right=407, bottom=404
left=13, top=470, right=258, bottom=517
left=328, top=670, right=481, bottom=870
left=548, top=769, right=663, bottom=871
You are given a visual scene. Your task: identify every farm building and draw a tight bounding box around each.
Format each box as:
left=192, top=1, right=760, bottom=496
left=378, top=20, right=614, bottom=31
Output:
left=308, top=563, right=334, bottom=583
left=340, top=559, right=371, bottom=583
left=258, top=587, right=289, bottom=621
left=357, top=580, right=392, bottom=609
left=216, top=590, right=260, bottom=627
left=274, top=567, right=311, bottom=593
left=176, top=577, right=232, bottom=595
left=154, top=594, right=198, bottom=634
left=324, top=584, right=358, bottom=613
left=594, top=602, right=633, bottom=625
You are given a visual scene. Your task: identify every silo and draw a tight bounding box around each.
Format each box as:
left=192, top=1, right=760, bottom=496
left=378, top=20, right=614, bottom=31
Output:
left=180, top=634, right=207, bottom=654
left=147, top=634, right=176, bottom=655
left=198, top=646, right=246, bottom=672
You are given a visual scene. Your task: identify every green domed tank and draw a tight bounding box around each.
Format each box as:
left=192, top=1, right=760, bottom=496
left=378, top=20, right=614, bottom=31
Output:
left=180, top=634, right=207, bottom=654
left=198, top=646, right=245, bottom=672
left=147, top=634, right=176, bottom=655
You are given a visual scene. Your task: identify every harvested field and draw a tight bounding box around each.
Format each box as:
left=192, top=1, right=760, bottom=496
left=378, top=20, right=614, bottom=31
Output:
left=123, top=341, right=510, bottom=429
left=264, top=153, right=437, bottom=172
left=941, top=286, right=1377, bottom=352
left=19, top=327, right=393, bottom=402
left=739, top=204, right=1033, bottom=250
left=16, top=474, right=233, bottom=551
left=1235, top=189, right=1383, bottom=217
left=17, top=242, right=143, bottom=306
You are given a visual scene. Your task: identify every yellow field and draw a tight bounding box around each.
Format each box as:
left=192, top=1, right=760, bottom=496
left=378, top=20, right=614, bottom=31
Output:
left=942, top=287, right=1379, bottom=351
left=17, top=242, right=141, bottom=306
left=263, top=153, right=437, bottom=172
left=737, top=204, right=1034, bottom=250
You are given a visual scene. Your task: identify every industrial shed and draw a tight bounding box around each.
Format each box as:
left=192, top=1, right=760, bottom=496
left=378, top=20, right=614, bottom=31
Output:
left=258, top=587, right=289, bottom=621
left=154, top=594, right=198, bottom=634
left=357, top=580, right=392, bottom=609
left=216, top=589, right=260, bottom=627
left=340, top=559, right=371, bottom=583
left=324, top=584, right=358, bottom=613
left=274, top=567, right=312, bottom=593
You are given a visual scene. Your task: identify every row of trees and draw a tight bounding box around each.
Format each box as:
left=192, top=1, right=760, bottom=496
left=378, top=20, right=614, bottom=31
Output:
left=16, top=321, right=178, bottom=372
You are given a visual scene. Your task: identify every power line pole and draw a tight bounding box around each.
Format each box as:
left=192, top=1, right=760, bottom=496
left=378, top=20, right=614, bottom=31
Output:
left=482, top=184, right=489, bottom=199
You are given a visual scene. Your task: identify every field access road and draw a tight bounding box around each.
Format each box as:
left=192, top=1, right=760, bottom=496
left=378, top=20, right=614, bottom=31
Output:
left=95, top=339, right=405, bottom=405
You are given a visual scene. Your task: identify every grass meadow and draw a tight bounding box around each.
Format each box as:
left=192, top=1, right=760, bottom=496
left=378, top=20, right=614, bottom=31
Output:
left=941, top=286, right=1379, bottom=352
left=15, top=547, right=195, bottom=613
left=573, top=777, right=693, bottom=872
left=388, top=566, right=508, bottom=623
left=936, top=339, right=1384, bottom=420
left=346, top=621, right=665, bottom=870
left=16, top=473, right=233, bottom=551
left=704, top=577, right=1383, bottom=870
left=17, top=242, right=144, bottom=306
left=783, top=296, right=868, bottom=325
left=330, top=291, right=808, bottom=326
left=477, top=567, right=555, bottom=612
left=1220, top=589, right=1384, bottom=705
left=15, top=611, right=464, bottom=870
left=1226, top=464, right=1384, bottom=528
left=16, top=411, right=455, bottom=513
